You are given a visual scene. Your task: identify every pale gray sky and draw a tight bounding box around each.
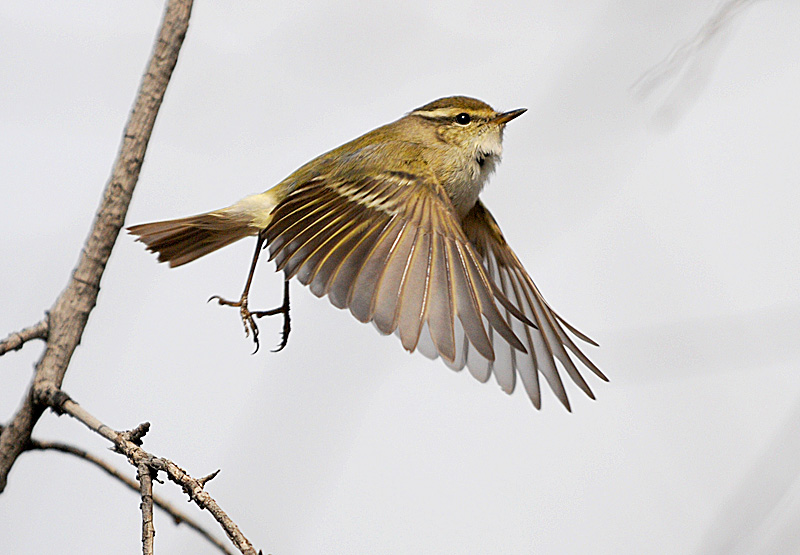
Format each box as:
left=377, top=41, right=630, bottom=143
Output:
left=2, top=1, right=799, bottom=553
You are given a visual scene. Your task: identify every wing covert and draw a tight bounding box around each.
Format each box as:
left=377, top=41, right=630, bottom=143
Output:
left=264, top=172, right=527, bottom=365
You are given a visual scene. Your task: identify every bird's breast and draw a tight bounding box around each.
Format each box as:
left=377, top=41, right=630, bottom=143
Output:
left=440, top=151, right=499, bottom=218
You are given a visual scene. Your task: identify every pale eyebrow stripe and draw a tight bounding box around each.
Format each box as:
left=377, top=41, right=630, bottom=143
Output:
left=409, top=108, right=457, bottom=119
left=410, top=108, right=492, bottom=122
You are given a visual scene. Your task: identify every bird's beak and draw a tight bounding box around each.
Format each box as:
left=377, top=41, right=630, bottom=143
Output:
left=493, top=108, right=527, bottom=125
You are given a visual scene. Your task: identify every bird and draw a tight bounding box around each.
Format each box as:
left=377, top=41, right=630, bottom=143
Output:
left=128, top=96, right=606, bottom=410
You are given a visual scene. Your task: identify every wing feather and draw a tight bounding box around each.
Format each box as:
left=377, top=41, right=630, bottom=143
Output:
left=372, top=215, right=419, bottom=334
left=461, top=200, right=605, bottom=410
left=299, top=209, right=372, bottom=289
left=264, top=170, right=547, bottom=402
left=485, top=252, right=515, bottom=393
left=349, top=217, right=405, bottom=323
left=326, top=215, right=394, bottom=308
left=503, top=264, right=542, bottom=409
left=396, top=221, right=432, bottom=352
left=279, top=199, right=364, bottom=278
left=426, top=231, right=456, bottom=362
left=446, top=236, right=494, bottom=361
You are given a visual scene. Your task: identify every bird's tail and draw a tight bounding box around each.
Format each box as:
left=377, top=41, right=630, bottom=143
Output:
left=128, top=192, right=278, bottom=267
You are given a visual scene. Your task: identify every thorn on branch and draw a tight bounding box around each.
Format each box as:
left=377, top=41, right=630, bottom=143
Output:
left=197, top=469, right=220, bottom=488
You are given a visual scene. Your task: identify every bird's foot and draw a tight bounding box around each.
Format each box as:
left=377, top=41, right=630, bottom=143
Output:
left=209, top=281, right=291, bottom=354
left=208, top=293, right=263, bottom=353
left=251, top=280, right=291, bottom=353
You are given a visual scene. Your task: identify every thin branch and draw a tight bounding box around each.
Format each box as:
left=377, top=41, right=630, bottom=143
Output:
left=0, top=318, right=48, bottom=356
left=138, top=462, right=156, bottom=555
left=198, top=469, right=221, bottom=488
left=18, top=433, right=233, bottom=555
left=631, top=0, right=761, bottom=126
left=0, top=0, right=194, bottom=492
left=35, top=389, right=259, bottom=555
left=0, top=2, right=261, bottom=553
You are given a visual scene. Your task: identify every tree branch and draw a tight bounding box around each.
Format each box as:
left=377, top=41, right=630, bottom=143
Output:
left=15, top=431, right=234, bottom=555
left=138, top=462, right=156, bottom=555
left=0, top=0, right=193, bottom=492
left=0, top=318, right=49, bottom=356
left=35, top=389, right=259, bottom=554
left=2, top=3, right=263, bottom=552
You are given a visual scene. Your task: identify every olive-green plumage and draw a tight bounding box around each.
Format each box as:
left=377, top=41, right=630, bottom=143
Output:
left=128, top=96, right=606, bottom=410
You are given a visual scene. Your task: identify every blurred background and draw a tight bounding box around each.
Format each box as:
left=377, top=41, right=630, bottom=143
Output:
left=1, top=1, right=799, bottom=553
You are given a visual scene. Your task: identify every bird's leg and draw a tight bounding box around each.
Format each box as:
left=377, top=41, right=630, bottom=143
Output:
left=209, top=230, right=290, bottom=353
left=252, top=279, right=291, bottom=353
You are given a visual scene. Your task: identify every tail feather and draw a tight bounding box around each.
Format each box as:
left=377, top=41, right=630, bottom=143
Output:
left=128, top=212, right=256, bottom=267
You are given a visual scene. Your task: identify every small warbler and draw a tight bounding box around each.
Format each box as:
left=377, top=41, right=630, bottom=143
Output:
left=129, top=96, right=606, bottom=410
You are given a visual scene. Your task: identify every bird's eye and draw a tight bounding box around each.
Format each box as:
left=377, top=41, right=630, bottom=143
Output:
left=455, top=113, right=471, bottom=125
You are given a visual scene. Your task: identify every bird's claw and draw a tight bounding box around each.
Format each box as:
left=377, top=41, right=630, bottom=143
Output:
left=252, top=307, right=290, bottom=353
left=208, top=294, right=263, bottom=352
left=209, top=288, right=289, bottom=354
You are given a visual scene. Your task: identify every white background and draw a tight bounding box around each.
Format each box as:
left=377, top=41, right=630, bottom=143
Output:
left=2, top=1, right=799, bottom=553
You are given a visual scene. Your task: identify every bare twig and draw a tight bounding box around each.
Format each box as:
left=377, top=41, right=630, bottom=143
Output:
left=16, top=431, right=233, bottom=555
left=0, top=318, right=49, bottom=356
left=632, top=0, right=762, bottom=126
left=36, top=390, right=259, bottom=554
left=138, top=462, right=156, bottom=555
left=124, top=422, right=152, bottom=446
left=0, top=2, right=263, bottom=553
left=198, top=469, right=221, bottom=487
left=0, top=0, right=194, bottom=492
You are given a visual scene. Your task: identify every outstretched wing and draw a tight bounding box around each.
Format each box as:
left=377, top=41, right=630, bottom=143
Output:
left=264, top=170, right=527, bottom=365
left=461, top=201, right=607, bottom=410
